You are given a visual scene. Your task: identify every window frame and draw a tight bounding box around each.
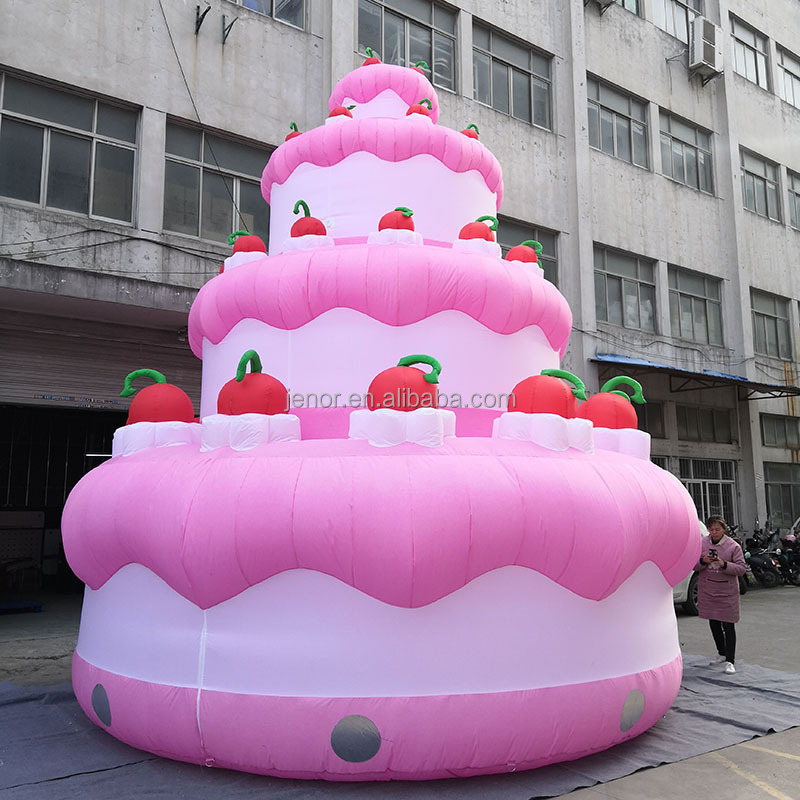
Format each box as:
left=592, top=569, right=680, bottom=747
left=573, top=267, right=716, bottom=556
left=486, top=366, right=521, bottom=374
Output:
left=472, top=21, right=552, bottom=130
left=764, top=462, right=800, bottom=528
left=162, top=120, right=271, bottom=246
left=496, top=216, right=558, bottom=286
left=0, top=72, right=138, bottom=225
left=594, top=245, right=657, bottom=332
left=751, top=289, right=792, bottom=360
left=659, top=112, right=714, bottom=194
left=357, top=0, right=457, bottom=92
left=668, top=266, right=724, bottom=346
left=731, top=17, right=770, bottom=90
left=231, top=0, right=305, bottom=29
left=652, top=0, right=702, bottom=44
left=761, top=414, right=800, bottom=449
left=676, top=404, right=734, bottom=444
left=741, top=149, right=782, bottom=222
left=613, top=0, right=640, bottom=15
left=788, top=171, right=800, bottom=230
left=587, top=77, right=649, bottom=168
left=778, top=47, right=800, bottom=109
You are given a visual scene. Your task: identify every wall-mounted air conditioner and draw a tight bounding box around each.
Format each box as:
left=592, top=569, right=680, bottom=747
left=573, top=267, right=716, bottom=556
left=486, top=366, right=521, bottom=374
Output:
left=689, top=17, right=723, bottom=80
left=596, top=0, right=617, bottom=7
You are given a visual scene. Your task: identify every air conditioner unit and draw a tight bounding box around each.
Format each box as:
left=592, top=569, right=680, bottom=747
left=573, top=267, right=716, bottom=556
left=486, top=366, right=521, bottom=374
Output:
left=596, top=0, right=617, bottom=7
left=689, top=17, right=723, bottom=79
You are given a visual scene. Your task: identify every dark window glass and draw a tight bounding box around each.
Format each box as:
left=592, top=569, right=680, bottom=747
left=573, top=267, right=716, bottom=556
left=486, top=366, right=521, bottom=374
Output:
left=96, top=103, right=137, bottom=143
left=239, top=179, right=270, bottom=242
left=46, top=131, right=90, bottom=213
left=201, top=172, right=234, bottom=243
left=92, top=143, right=134, bottom=221
left=163, top=160, right=200, bottom=235
left=0, top=118, right=43, bottom=203
left=274, top=0, right=304, bottom=26
left=4, top=76, right=93, bottom=130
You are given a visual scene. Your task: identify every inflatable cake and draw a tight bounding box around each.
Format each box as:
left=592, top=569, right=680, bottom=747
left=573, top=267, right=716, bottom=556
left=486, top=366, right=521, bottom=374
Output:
left=62, top=59, right=701, bottom=781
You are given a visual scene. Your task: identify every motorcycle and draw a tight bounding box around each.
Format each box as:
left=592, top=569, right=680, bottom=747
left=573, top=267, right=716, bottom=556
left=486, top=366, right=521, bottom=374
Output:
left=778, top=522, right=800, bottom=586
left=744, top=527, right=783, bottom=588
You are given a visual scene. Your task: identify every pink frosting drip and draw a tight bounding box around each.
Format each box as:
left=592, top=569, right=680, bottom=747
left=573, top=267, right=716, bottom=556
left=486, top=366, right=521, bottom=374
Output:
left=62, top=438, right=702, bottom=611
left=329, top=63, right=440, bottom=122
left=187, top=243, right=572, bottom=357
left=261, top=118, right=503, bottom=206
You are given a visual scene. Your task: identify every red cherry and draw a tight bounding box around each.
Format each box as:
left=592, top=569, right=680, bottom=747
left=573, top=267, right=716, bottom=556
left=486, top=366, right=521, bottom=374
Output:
left=505, top=240, right=542, bottom=264
left=458, top=215, right=498, bottom=241
left=406, top=98, right=432, bottom=117
left=576, top=377, right=645, bottom=429
left=363, top=47, right=381, bottom=66
left=329, top=105, right=355, bottom=118
left=290, top=199, right=327, bottom=237
left=367, top=355, right=441, bottom=412
left=285, top=122, right=302, bottom=141
left=378, top=206, right=415, bottom=231
left=232, top=235, right=266, bottom=254
left=217, top=350, right=288, bottom=416
left=461, top=124, right=479, bottom=139
left=508, top=370, right=586, bottom=416
left=120, top=369, right=194, bottom=425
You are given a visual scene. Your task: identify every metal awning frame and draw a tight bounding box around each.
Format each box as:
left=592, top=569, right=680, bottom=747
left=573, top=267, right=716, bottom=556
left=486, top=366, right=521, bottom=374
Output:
left=591, top=356, right=800, bottom=401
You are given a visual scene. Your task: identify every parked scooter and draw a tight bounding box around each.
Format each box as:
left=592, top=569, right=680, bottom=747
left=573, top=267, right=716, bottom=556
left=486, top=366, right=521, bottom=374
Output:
left=728, top=525, right=750, bottom=594
left=744, top=527, right=783, bottom=588
left=777, top=521, right=800, bottom=586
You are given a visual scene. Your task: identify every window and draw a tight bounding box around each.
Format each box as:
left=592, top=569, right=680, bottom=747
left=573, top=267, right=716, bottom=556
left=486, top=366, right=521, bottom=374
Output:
left=0, top=74, right=137, bottom=223
left=614, top=0, right=640, bottom=14
left=652, top=0, right=702, bottom=44
left=594, top=246, right=655, bottom=331
left=587, top=78, right=648, bottom=167
left=651, top=455, right=668, bottom=469
left=473, top=23, right=551, bottom=129
left=731, top=18, right=770, bottom=90
left=497, top=217, right=558, bottom=285
left=761, top=415, right=800, bottom=449
left=677, top=405, right=733, bottom=443
left=636, top=402, right=665, bottom=438
left=659, top=113, right=713, bottom=193
left=789, top=172, right=800, bottom=230
left=233, top=0, right=304, bottom=27
left=668, top=267, right=723, bottom=345
left=358, top=0, right=456, bottom=91
left=163, top=122, right=271, bottom=245
left=778, top=48, right=800, bottom=109
left=741, top=150, right=781, bottom=221
left=751, top=290, right=792, bottom=359
left=679, top=458, right=737, bottom=524
left=764, top=462, right=800, bottom=528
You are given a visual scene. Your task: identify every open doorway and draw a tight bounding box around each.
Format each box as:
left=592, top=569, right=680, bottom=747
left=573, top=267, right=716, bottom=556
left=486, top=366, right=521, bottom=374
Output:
left=0, top=404, right=125, bottom=608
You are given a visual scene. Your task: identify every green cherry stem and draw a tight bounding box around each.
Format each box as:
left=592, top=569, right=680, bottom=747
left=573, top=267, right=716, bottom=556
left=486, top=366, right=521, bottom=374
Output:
left=476, top=215, right=498, bottom=231
left=541, top=369, right=587, bottom=401
left=520, top=239, right=543, bottom=255
left=235, top=350, right=263, bottom=382
left=120, top=369, right=167, bottom=398
left=227, top=230, right=250, bottom=246
left=293, top=200, right=311, bottom=218
left=600, top=376, right=646, bottom=404
left=397, top=354, right=442, bottom=384
left=394, top=206, right=414, bottom=217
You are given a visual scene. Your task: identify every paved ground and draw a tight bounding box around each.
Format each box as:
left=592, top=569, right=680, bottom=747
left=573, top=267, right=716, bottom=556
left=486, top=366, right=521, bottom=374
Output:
left=1, top=583, right=798, bottom=798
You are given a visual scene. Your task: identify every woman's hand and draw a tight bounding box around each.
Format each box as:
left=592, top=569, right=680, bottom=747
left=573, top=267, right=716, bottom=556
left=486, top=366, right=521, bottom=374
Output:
left=701, top=554, right=715, bottom=565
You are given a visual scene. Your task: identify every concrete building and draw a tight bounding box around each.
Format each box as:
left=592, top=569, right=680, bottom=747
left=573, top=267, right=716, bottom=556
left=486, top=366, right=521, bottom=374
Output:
left=1, top=0, right=799, bottom=586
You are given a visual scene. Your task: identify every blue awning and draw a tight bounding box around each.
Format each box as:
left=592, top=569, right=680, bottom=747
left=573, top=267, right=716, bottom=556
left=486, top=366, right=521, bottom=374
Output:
left=591, top=353, right=800, bottom=399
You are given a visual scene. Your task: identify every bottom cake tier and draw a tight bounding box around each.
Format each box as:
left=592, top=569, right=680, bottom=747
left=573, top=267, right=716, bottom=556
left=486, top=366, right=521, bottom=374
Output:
left=73, top=652, right=681, bottom=781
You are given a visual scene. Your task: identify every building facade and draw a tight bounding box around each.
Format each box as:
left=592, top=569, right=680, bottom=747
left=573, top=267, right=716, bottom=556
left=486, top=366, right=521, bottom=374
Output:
left=1, top=0, right=800, bottom=567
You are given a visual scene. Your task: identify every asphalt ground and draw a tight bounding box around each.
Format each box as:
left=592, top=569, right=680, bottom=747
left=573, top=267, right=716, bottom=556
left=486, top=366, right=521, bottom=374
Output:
left=1, top=584, right=798, bottom=798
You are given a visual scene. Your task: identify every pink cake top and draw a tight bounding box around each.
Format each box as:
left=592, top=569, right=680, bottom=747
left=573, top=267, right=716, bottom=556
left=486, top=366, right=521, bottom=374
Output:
left=187, top=243, right=572, bottom=357
left=329, top=63, right=440, bottom=123
left=62, top=438, right=702, bottom=610
left=261, top=117, right=503, bottom=206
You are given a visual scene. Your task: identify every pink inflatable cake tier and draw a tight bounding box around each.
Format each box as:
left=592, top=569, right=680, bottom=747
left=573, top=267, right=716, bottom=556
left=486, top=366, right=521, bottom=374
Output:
left=263, top=63, right=503, bottom=248
left=62, top=57, right=703, bottom=782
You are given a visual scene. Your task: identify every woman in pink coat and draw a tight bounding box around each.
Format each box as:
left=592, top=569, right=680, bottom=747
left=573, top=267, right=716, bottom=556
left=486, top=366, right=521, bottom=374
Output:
left=694, top=515, right=747, bottom=674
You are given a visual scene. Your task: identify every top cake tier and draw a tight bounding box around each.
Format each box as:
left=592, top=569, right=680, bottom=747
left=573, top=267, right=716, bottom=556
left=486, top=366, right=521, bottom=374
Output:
left=261, top=64, right=504, bottom=253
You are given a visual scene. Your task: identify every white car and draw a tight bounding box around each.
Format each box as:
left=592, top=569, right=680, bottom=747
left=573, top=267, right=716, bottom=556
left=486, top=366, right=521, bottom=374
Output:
left=672, top=571, right=699, bottom=615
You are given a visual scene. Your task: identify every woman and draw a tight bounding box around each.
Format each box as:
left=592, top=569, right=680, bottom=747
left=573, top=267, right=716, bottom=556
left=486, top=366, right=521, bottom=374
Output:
left=694, top=515, right=747, bottom=674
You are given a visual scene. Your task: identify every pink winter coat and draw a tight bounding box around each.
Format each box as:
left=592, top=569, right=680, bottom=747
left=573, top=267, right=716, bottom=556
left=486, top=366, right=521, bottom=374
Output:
left=693, top=535, right=747, bottom=623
